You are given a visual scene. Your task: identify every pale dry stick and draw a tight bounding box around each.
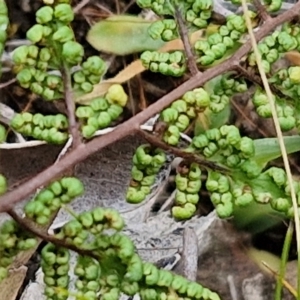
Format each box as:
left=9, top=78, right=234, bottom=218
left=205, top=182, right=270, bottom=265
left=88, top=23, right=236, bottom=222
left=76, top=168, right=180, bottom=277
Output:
left=0, top=78, right=16, bottom=89
left=1, top=2, right=300, bottom=212
left=227, top=275, right=239, bottom=300
left=0, top=140, right=46, bottom=149
left=54, top=136, right=73, bottom=164
left=5, top=40, right=31, bottom=47
left=240, top=0, right=300, bottom=298
left=158, top=190, right=176, bottom=212
left=73, top=0, right=90, bottom=14
left=180, top=227, right=198, bottom=281
left=0, top=102, right=15, bottom=125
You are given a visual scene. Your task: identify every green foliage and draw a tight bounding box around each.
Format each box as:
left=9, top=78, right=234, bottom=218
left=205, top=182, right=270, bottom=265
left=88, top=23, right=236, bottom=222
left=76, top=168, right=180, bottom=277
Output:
left=0, top=219, right=37, bottom=282
left=24, top=177, right=84, bottom=225
left=0, top=0, right=8, bottom=77
left=195, top=15, right=247, bottom=66
left=141, top=50, right=187, bottom=77
left=249, top=23, right=300, bottom=74
left=252, top=88, right=296, bottom=131
left=5, top=0, right=300, bottom=298
left=10, top=84, right=128, bottom=143
left=48, top=205, right=220, bottom=300
left=11, top=112, right=69, bottom=144
left=137, top=0, right=213, bottom=30
left=0, top=184, right=220, bottom=300
left=87, top=15, right=166, bottom=55
left=0, top=124, right=6, bottom=143
left=126, top=144, right=167, bottom=203
left=76, top=84, right=127, bottom=139
left=122, top=0, right=300, bottom=225
left=172, top=162, right=201, bottom=219
left=0, top=174, right=7, bottom=196
left=153, top=74, right=247, bottom=148
left=12, top=0, right=106, bottom=100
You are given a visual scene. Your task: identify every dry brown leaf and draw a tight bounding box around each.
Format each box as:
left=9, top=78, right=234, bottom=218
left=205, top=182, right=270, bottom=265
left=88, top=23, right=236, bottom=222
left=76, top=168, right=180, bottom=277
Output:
left=0, top=266, right=28, bottom=300
left=76, top=30, right=204, bottom=104
left=284, top=51, right=300, bottom=66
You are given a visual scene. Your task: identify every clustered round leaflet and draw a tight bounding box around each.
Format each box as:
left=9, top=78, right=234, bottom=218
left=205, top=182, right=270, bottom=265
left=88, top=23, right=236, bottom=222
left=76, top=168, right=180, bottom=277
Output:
left=0, top=174, right=6, bottom=196
left=173, top=162, right=202, bottom=219
left=126, top=144, right=167, bottom=204
left=0, top=0, right=8, bottom=77
left=12, top=0, right=106, bottom=100
left=0, top=219, right=37, bottom=283
left=75, top=84, right=128, bottom=139
left=11, top=112, right=69, bottom=144
left=40, top=205, right=221, bottom=300
left=10, top=83, right=128, bottom=143
left=24, top=177, right=84, bottom=225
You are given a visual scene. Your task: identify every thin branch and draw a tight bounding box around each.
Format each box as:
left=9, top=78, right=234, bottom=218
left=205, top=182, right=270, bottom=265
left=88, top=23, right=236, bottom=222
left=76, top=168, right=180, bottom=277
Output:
left=233, top=64, right=264, bottom=86
left=252, top=0, right=271, bottom=22
left=231, top=99, right=267, bottom=137
left=73, top=0, right=90, bottom=14
left=61, top=64, right=82, bottom=148
left=1, top=3, right=300, bottom=212
left=174, top=6, right=199, bottom=76
left=8, top=210, right=99, bottom=260
left=233, top=64, right=289, bottom=99
left=137, top=129, right=228, bottom=172
left=0, top=78, right=17, bottom=89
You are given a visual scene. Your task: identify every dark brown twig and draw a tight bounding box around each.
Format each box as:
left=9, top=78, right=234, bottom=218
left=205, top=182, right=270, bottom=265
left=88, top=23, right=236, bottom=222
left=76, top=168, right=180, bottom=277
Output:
left=61, top=64, right=82, bottom=148
left=233, top=64, right=290, bottom=98
left=174, top=6, right=199, bottom=76
left=8, top=210, right=99, bottom=260
left=233, top=64, right=264, bottom=86
left=138, top=129, right=228, bottom=172
left=252, top=0, right=271, bottom=22
left=1, top=3, right=300, bottom=212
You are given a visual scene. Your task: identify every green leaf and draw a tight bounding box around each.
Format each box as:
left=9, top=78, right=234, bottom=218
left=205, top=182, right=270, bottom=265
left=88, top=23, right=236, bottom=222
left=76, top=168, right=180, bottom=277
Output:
left=253, top=135, right=300, bottom=166
left=233, top=202, right=285, bottom=234
left=86, top=15, right=166, bottom=55
left=231, top=136, right=300, bottom=233
left=194, top=106, right=231, bottom=136
left=232, top=173, right=287, bottom=234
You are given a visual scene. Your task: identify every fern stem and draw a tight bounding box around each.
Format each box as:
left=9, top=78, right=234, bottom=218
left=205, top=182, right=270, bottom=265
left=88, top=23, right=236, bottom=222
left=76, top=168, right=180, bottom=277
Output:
left=275, top=221, right=294, bottom=300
